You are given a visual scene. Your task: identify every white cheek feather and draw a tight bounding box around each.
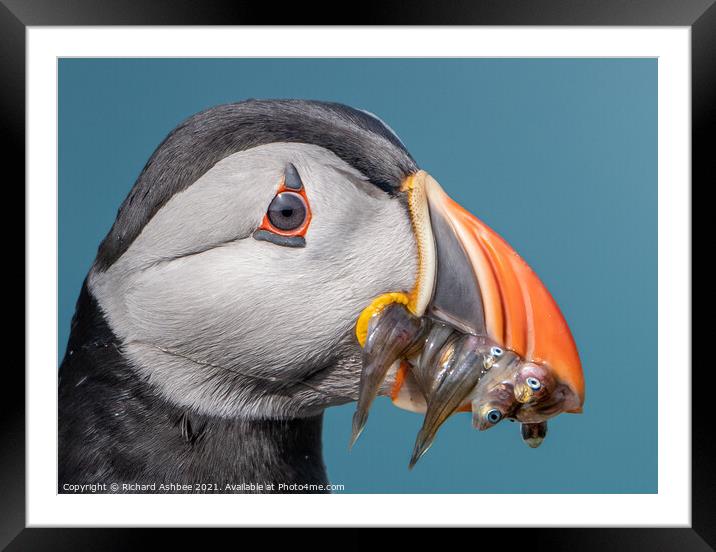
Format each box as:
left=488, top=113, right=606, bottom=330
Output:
left=89, top=143, right=418, bottom=419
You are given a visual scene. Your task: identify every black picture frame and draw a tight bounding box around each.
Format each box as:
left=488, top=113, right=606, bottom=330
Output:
left=8, top=0, right=710, bottom=548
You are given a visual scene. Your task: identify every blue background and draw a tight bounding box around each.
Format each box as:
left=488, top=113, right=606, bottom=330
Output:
left=59, top=58, right=657, bottom=493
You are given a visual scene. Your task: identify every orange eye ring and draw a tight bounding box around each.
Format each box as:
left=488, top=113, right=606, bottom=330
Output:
left=258, top=175, right=312, bottom=238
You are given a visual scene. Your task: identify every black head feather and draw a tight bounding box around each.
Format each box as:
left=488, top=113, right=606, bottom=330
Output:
left=95, top=99, right=418, bottom=271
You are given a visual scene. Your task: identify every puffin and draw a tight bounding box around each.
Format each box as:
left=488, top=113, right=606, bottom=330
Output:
left=59, top=100, right=583, bottom=493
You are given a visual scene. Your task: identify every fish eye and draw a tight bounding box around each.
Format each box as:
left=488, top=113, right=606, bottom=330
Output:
left=267, top=192, right=307, bottom=231
left=486, top=409, right=503, bottom=424
left=526, top=376, right=542, bottom=390
left=490, top=346, right=503, bottom=357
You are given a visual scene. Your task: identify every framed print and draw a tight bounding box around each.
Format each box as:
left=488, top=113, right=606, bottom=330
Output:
left=10, top=0, right=711, bottom=547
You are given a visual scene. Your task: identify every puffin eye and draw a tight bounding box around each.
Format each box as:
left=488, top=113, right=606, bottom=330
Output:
left=267, top=192, right=307, bottom=231
left=526, top=377, right=541, bottom=390
left=490, top=346, right=503, bottom=357
left=254, top=165, right=312, bottom=248
left=486, top=409, right=502, bottom=424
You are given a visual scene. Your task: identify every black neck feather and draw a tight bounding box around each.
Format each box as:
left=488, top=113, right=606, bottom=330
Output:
left=58, top=283, right=329, bottom=493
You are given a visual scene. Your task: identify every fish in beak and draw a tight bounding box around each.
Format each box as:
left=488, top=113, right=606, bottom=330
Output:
left=351, top=171, right=584, bottom=466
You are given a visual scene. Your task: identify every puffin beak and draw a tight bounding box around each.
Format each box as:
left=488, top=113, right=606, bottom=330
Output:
left=401, top=171, right=584, bottom=414
left=350, top=170, right=584, bottom=456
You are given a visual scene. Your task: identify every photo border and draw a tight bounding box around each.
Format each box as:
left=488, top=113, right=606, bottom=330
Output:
left=9, top=0, right=710, bottom=547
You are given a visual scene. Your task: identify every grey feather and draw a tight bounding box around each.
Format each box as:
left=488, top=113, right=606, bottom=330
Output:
left=95, top=99, right=418, bottom=271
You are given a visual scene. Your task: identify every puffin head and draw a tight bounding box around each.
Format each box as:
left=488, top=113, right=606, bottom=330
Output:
left=88, top=100, right=583, bottom=435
